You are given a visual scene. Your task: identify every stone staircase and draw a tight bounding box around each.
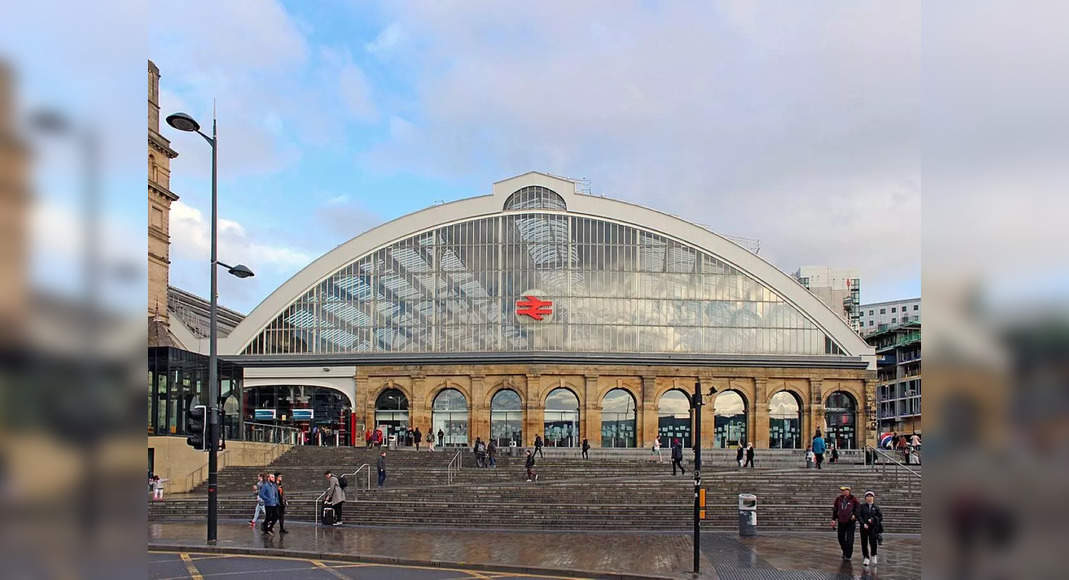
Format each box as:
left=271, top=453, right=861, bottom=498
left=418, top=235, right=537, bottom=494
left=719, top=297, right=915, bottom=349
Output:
left=152, top=446, right=920, bottom=532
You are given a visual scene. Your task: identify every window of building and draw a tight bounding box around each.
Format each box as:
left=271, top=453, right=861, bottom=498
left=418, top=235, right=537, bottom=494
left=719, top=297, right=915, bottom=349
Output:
left=869, top=320, right=874, bottom=326
left=714, top=390, right=748, bottom=448
left=880, top=308, right=886, bottom=314
left=913, top=305, right=919, bottom=311
left=869, top=310, right=874, bottom=316
left=658, top=390, right=692, bottom=448
left=892, top=317, right=897, bottom=323
left=891, top=307, right=897, bottom=313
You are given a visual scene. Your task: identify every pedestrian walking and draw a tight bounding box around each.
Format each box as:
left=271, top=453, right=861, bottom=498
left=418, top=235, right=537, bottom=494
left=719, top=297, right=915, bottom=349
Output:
left=858, top=490, right=883, bottom=567
left=427, top=430, right=435, bottom=452
left=582, top=438, right=590, bottom=459
left=830, top=485, right=860, bottom=560
left=806, top=446, right=815, bottom=469
left=438, top=428, right=445, bottom=448
left=375, top=428, right=384, bottom=448
left=274, top=472, right=289, bottom=534
left=323, top=470, right=346, bottom=526
left=744, top=442, right=755, bottom=469
left=831, top=445, right=840, bottom=464
left=377, top=450, right=388, bottom=487
left=671, top=438, right=686, bottom=475
left=534, top=434, right=545, bottom=458
left=365, top=428, right=373, bottom=448
left=473, top=437, right=486, bottom=468
left=525, top=449, right=538, bottom=481
left=488, top=439, right=498, bottom=468
left=652, top=437, right=662, bottom=462
left=812, top=430, right=827, bottom=470
left=249, top=473, right=266, bottom=527
left=736, top=444, right=745, bottom=468
left=414, top=427, right=423, bottom=451
left=259, top=473, right=280, bottom=534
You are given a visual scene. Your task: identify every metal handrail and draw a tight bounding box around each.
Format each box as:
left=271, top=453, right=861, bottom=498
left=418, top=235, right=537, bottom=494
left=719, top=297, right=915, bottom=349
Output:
left=179, top=446, right=280, bottom=493
left=243, top=422, right=301, bottom=445
left=314, top=464, right=369, bottom=526
left=867, top=446, right=921, bottom=500
left=447, top=449, right=463, bottom=484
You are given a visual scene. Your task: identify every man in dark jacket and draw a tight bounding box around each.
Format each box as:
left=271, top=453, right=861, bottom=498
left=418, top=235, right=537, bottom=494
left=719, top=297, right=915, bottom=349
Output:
left=582, top=438, right=590, bottom=460
left=414, top=427, right=422, bottom=451
left=858, top=490, right=883, bottom=566
left=438, top=428, right=445, bottom=448
left=744, top=443, right=755, bottom=469
left=377, top=451, right=387, bottom=487
left=831, top=485, right=860, bottom=560
left=525, top=449, right=537, bottom=481
left=671, top=439, right=685, bottom=475
left=487, top=439, right=498, bottom=468
left=534, top=435, right=544, bottom=458
left=273, top=472, right=289, bottom=534
left=736, top=444, right=744, bottom=468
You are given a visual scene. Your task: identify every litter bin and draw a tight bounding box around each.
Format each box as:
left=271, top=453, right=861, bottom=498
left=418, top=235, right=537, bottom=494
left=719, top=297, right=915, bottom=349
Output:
left=389, top=435, right=398, bottom=450
left=738, top=493, right=757, bottom=536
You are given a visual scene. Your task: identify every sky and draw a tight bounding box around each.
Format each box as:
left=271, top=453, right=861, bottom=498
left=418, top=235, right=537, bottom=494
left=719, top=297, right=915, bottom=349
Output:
left=148, top=0, right=921, bottom=314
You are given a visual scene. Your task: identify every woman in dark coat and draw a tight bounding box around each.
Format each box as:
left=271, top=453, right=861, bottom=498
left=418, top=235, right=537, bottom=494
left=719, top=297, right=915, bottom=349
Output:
left=858, top=490, right=884, bottom=567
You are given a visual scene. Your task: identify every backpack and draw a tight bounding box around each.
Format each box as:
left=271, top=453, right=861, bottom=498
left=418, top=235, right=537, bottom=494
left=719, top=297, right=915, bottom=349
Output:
left=338, top=475, right=348, bottom=489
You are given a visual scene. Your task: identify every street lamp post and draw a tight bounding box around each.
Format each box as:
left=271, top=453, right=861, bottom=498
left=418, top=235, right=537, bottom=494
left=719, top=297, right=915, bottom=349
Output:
left=690, top=382, right=716, bottom=575
left=166, top=111, right=253, bottom=545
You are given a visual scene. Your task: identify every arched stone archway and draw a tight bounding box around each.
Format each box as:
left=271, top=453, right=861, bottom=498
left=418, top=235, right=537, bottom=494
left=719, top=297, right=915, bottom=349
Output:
left=713, top=390, right=748, bottom=448
left=768, top=390, right=803, bottom=449
left=657, top=389, right=692, bottom=448
left=490, top=388, right=524, bottom=446
left=543, top=387, right=581, bottom=447
left=824, top=390, right=858, bottom=450
left=432, top=388, right=469, bottom=447
left=601, top=388, right=637, bottom=448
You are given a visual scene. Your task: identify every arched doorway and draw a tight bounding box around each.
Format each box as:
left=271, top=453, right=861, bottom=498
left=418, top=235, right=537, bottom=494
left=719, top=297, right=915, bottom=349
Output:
left=432, top=388, right=469, bottom=447
left=601, top=388, right=637, bottom=448
left=544, top=388, right=580, bottom=447
left=658, top=389, right=692, bottom=448
left=825, top=391, right=858, bottom=450
left=374, top=388, right=409, bottom=442
left=490, top=389, right=523, bottom=447
left=769, top=391, right=802, bottom=449
left=713, top=390, right=747, bottom=448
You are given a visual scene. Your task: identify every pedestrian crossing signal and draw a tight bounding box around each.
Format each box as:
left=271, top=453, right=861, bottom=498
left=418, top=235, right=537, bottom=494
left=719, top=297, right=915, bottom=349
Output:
left=186, top=404, right=207, bottom=451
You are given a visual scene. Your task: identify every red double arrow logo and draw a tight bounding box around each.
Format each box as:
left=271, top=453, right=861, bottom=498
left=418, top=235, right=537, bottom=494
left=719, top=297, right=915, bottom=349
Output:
left=516, top=295, right=553, bottom=321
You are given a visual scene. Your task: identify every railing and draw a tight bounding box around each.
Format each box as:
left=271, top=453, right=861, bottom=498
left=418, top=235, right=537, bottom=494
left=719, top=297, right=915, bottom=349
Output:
left=867, top=446, right=921, bottom=500
left=180, top=447, right=280, bottom=492
left=314, top=464, right=370, bottom=526
left=447, top=449, right=463, bottom=484
left=243, top=422, right=301, bottom=445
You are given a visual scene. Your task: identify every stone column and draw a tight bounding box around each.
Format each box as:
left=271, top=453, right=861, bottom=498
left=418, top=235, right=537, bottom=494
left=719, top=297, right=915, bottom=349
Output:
left=863, top=378, right=879, bottom=449
left=753, top=378, right=769, bottom=448
left=809, top=378, right=825, bottom=439
left=639, top=375, right=658, bottom=447
left=584, top=375, right=600, bottom=446
left=355, top=371, right=370, bottom=433
left=698, top=377, right=716, bottom=447
left=524, top=374, right=542, bottom=447
left=470, top=374, right=487, bottom=442
left=410, top=375, right=427, bottom=433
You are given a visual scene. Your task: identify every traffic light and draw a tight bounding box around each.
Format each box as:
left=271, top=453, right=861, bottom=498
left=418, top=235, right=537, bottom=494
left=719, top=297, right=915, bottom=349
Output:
left=187, top=404, right=208, bottom=451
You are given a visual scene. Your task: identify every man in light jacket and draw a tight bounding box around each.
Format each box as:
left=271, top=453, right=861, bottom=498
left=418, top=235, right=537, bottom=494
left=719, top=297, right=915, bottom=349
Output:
left=323, top=470, right=346, bottom=526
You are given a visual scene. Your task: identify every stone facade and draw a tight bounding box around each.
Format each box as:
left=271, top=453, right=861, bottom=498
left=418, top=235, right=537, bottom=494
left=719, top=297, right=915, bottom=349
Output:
left=148, top=59, right=179, bottom=337
left=349, top=363, right=877, bottom=449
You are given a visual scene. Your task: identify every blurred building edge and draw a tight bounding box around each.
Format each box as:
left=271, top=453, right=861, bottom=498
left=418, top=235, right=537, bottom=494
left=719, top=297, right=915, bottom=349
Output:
left=147, top=59, right=180, bottom=346
left=0, top=59, right=31, bottom=350
left=866, top=321, right=921, bottom=434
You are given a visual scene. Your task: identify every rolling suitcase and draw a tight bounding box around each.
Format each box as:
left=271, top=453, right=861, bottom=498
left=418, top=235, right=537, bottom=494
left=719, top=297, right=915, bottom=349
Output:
left=322, top=506, right=335, bottom=526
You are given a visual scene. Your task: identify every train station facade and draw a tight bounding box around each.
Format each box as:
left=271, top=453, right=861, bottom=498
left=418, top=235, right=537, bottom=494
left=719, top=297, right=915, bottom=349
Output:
left=221, top=172, right=877, bottom=450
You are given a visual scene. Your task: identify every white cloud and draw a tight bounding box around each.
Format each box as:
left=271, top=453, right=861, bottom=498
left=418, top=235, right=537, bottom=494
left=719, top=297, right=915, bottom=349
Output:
left=170, top=201, right=312, bottom=271
left=366, top=22, right=406, bottom=55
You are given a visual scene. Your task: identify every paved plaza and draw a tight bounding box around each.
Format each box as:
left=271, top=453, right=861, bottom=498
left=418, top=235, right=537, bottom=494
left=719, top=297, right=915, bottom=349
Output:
left=149, top=521, right=920, bottom=579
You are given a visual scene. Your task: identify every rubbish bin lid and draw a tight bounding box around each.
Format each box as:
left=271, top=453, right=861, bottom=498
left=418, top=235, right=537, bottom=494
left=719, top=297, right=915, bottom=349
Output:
left=739, top=493, right=757, bottom=500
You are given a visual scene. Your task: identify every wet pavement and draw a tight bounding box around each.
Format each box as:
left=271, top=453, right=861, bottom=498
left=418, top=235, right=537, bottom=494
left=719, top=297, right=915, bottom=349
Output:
left=148, top=521, right=921, bottom=579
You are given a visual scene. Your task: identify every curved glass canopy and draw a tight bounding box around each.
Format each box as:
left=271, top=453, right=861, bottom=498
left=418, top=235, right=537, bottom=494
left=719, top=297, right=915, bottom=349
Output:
left=242, top=211, right=845, bottom=356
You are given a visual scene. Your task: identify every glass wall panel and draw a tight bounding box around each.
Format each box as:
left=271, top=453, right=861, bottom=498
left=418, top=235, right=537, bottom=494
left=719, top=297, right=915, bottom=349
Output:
left=768, top=391, right=802, bottom=449
left=658, top=389, right=692, bottom=448
left=601, top=388, right=637, bottom=448
left=544, top=388, right=580, bottom=447
left=490, top=389, right=523, bottom=447
left=375, top=388, right=409, bottom=442
left=825, top=391, right=858, bottom=450
left=713, top=390, right=747, bottom=448
left=432, top=388, right=469, bottom=447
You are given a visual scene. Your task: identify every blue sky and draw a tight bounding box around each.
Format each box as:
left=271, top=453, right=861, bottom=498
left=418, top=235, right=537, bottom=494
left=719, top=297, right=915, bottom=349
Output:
left=148, top=0, right=920, bottom=314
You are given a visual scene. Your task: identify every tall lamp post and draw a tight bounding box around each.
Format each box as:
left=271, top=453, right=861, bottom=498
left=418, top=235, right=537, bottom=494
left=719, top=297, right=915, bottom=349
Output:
left=166, top=111, right=254, bottom=544
left=690, top=382, right=716, bottom=575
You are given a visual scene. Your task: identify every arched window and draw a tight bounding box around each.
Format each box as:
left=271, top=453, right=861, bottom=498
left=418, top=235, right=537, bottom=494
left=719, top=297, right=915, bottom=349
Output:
left=601, top=388, right=637, bottom=448
left=490, top=389, right=523, bottom=447
left=432, top=388, right=469, bottom=447
left=375, top=388, right=409, bottom=442
left=658, top=389, right=692, bottom=448
left=714, top=390, right=747, bottom=448
left=825, top=391, right=858, bottom=450
left=769, top=391, right=802, bottom=449
left=504, top=185, right=567, bottom=211
left=544, top=388, right=580, bottom=447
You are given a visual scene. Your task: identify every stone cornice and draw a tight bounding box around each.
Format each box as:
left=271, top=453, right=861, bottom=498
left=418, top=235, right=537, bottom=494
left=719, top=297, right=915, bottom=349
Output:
left=148, top=130, right=178, bottom=158
left=149, top=180, right=179, bottom=202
